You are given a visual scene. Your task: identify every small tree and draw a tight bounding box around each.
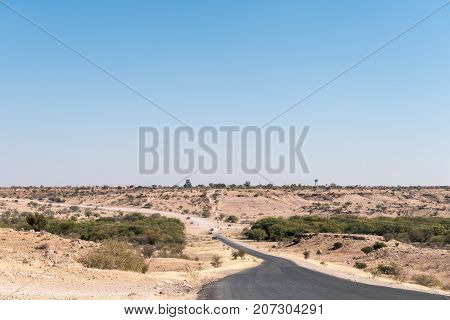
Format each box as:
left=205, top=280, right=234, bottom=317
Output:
left=211, top=254, right=223, bottom=268
left=243, top=181, right=251, bottom=188
left=184, top=179, right=193, bottom=188
left=26, top=213, right=47, bottom=231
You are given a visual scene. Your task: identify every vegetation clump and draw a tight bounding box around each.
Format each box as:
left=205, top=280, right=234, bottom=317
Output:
left=303, top=250, right=310, bottom=259
left=226, top=215, right=239, bottom=223
left=332, top=242, right=343, bottom=250
left=80, top=240, right=148, bottom=273
left=246, top=215, right=449, bottom=246
left=376, top=263, right=406, bottom=281
left=411, top=274, right=441, bottom=288
left=372, top=241, right=387, bottom=250
left=1, top=212, right=186, bottom=256
left=354, top=261, right=367, bottom=269
left=361, top=246, right=374, bottom=254
left=26, top=213, right=47, bottom=231
left=211, top=254, right=223, bottom=268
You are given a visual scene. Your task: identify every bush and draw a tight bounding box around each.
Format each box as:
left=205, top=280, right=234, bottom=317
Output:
left=303, top=250, right=310, bottom=259
left=377, top=263, right=406, bottom=281
left=377, top=264, right=396, bottom=275
left=211, top=254, right=223, bottom=268
left=444, top=233, right=450, bottom=245
left=332, top=242, right=343, bottom=250
left=226, top=215, right=239, bottom=223
left=34, top=243, right=49, bottom=250
left=80, top=240, right=148, bottom=273
left=361, top=246, right=374, bottom=254
left=428, top=235, right=444, bottom=247
left=26, top=213, right=48, bottom=231
left=142, top=245, right=156, bottom=258
left=412, top=274, right=441, bottom=288
left=247, top=228, right=268, bottom=241
left=354, top=261, right=367, bottom=269
left=372, top=242, right=387, bottom=250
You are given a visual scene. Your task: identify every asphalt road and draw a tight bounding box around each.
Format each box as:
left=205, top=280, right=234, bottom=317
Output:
left=200, top=235, right=447, bottom=300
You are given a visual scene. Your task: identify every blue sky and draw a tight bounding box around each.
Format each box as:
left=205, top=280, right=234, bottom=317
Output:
left=1, top=0, right=449, bottom=186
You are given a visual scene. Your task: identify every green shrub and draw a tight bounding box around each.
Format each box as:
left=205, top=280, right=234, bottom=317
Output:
left=411, top=274, right=441, bottom=288
left=247, top=215, right=449, bottom=244
left=247, top=228, right=268, bottom=241
left=361, top=246, right=374, bottom=254
left=377, top=263, right=405, bottom=280
left=80, top=240, right=148, bottom=273
left=26, top=213, right=48, bottom=231
left=354, top=261, right=367, bottom=269
left=332, top=242, right=343, bottom=250
left=377, top=264, right=396, bottom=275
left=2, top=212, right=186, bottom=256
left=372, top=242, right=387, bottom=250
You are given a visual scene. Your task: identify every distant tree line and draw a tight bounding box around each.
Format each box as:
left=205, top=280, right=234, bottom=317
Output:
left=246, top=215, right=450, bottom=246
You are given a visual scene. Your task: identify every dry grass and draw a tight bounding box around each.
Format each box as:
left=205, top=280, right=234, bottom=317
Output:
left=411, top=274, right=441, bottom=288
left=80, top=240, right=148, bottom=273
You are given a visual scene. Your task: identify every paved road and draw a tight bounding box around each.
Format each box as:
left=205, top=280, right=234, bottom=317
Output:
left=200, top=235, right=447, bottom=300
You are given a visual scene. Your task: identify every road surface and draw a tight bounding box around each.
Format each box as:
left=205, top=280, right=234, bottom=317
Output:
left=200, top=235, right=447, bottom=300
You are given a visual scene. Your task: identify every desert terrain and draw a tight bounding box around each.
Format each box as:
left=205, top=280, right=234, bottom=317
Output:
left=1, top=185, right=447, bottom=220
left=0, top=186, right=448, bottom=299
left=0, top=221, right=259, bottom=299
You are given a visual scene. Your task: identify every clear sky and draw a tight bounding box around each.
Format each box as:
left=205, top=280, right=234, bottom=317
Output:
left=1, top=0, right=449, bottom=186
